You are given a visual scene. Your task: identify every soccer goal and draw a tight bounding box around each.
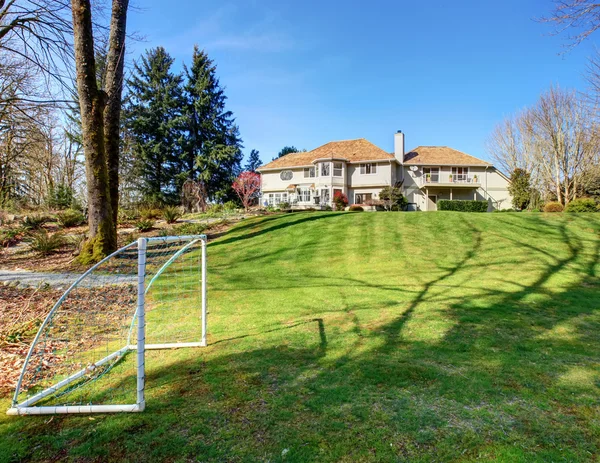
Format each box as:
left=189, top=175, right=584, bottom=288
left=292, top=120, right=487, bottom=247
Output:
left=7, top=234, right=208, bottom=416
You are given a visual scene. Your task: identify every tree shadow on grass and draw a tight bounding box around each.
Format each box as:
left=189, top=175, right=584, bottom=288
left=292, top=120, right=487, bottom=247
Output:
left=4, top=215, right=600, bottom=462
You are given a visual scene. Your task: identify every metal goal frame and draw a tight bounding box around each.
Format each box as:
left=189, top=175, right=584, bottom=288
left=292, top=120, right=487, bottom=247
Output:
left=7, top=234, right=207, bottom=416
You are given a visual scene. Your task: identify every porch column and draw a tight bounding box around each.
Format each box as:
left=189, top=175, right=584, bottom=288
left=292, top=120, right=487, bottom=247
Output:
left=425, top=187, right=429, bottom=211
left=473, top=190, right=476, bottom=200
left=450, top=188, right=453, bottom=200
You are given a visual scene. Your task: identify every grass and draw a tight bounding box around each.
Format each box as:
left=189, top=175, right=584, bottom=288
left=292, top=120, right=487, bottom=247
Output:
left=1, top=211, right=600, bottom=462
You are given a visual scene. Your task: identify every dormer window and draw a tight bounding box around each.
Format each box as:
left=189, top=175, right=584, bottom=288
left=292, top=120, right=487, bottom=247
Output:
left=303, top=167, right=316, bottom=178
left=360, top=163, right=377, bottom=175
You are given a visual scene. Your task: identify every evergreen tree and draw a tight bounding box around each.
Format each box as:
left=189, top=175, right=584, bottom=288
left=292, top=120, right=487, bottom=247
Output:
left=273, top=145, right=300, bottom=160
left=183, top=46, right=243, bottom=202
left=123, top=47, right=185, bottom=204
left=244, top=149, right=262, bottom=172
left=508, top=168, right=532, bottom=210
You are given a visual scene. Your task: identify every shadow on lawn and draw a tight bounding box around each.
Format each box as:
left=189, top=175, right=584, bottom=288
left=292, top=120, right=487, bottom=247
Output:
left=5, top=214, right=600, bottom=462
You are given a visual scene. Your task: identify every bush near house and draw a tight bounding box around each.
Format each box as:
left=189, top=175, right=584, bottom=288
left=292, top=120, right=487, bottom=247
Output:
left=438, top=200, right=488, bottom=212
left=564, top=198, right=598, bottom=212
left=333, top=191, right=348, bottom=211
left=348, top=205, right=364, bottom=212
left=543, top=202, right=564, bottom=212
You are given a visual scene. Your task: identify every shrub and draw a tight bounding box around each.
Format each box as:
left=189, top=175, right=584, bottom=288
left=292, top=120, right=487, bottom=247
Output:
left=333, top=191, right=348, bottom=211
left=280, top=202, right=291, bottom=210
left=565, top=198, right=598, bottom=212
left=22, top=213, right=52, bottom=229
left=543, top=202, right=564, bottom=213
left=324, top=205, right=333, bottom=211
left=223, top=201, right=238, bottom=212
left=0, top=228, right=24, bottom=247
left=139, top=207, right=161, bottom=220
left=175, top=222, right=207, bottom=235
left=119, top=208, right=140, bottom=222
left=28, top=230, right=65, bottom=255
left=134, top=219, right=154, bottom=232
left=162, top=206, right=182, bottom=224
left=379, top=186, right=407, bottom=211
left=437, top=200, right=488, bottom=212
left=349, top=205, right=364, bottom=212
left=57, top=209, right=85, bottom=228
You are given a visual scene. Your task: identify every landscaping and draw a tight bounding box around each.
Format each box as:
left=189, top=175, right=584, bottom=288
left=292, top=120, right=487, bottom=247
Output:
left=1, top=211, right=599, bottom=461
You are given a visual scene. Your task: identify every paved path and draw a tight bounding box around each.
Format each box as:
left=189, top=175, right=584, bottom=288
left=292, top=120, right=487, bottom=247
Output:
left=0, top=269, right=136, bottom=288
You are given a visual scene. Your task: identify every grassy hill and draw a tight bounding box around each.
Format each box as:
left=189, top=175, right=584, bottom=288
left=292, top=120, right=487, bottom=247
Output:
left=2, top=211, right=600, bottom=462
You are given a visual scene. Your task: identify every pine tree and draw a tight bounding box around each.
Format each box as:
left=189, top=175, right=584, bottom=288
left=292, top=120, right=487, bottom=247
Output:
left=273, top=146, right=300, bottom=160
left=244, top=149, right=262, bottom=172
left=508, top=168, right=532, bottom=210
left=182, top=46, right=243, bottom=202
left=123, top=47, right=184, bottom=204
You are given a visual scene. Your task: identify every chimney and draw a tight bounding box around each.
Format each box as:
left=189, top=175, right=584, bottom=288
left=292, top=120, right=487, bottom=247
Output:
left=394, top=130, right=405, bottom=164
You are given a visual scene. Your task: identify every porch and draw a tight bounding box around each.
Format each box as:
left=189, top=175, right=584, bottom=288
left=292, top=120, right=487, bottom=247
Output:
left=421, top=186, right=481, bottom=211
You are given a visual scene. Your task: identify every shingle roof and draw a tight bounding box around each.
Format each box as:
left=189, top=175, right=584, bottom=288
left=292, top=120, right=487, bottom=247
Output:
left=403, top=146, right=491, bottom=166
left=259, top=138, right=395, bottom=170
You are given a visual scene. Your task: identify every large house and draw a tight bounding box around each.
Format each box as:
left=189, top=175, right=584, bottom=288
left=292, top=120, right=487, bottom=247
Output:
left=257, top=131, right=512, bottom=211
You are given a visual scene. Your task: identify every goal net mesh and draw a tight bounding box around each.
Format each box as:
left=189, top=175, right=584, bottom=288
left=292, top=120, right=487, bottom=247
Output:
left=10, top=235, right=205, bottom=414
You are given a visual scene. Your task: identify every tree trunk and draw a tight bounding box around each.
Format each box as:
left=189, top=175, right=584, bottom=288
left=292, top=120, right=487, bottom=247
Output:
left=71, top=0, right=116, bottom=263
left=103, top=0, right=129, bottom=227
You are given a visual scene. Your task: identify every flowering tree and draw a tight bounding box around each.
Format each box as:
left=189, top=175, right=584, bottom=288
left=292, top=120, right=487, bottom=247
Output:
left=333, top=191, right=348, bottom=211
left=232, top=171, right=261, bottom=211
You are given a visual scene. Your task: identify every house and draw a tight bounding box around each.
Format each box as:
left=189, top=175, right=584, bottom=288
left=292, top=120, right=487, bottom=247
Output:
left=257, top=131, right=512, bottom=211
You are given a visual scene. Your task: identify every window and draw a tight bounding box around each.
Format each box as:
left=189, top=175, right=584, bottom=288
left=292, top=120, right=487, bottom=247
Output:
left=355, top=193, right=372, bottom=204
left=303, top=167, right=315, bottom=178
left=333, top=162, right=343, bottom=177
left=321, top=188, right=330, bottom=203
left=268, top=193, right=287, bottom=205
left=297, top=188, right=311, bottom=202
left=452, top=167, right=469, bottom=182
left=279, top=170, right=293, bottom=181
left=360, top=163, right=377, bottom=175
left=321, top=162, right=330, bottom=176
left=423, top=167, right=439, bottom=183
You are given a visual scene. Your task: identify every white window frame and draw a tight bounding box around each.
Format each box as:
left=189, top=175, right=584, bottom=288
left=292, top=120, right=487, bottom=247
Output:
left=355, top=193, right=372, bottom=204
left=359, top=163, right=377, bottom=175
left=423, top=167, right=440, bottom=183
left=268, top=193, right=287, bottom=206
left=452, top=166, right=469, bottom=182
left=297, top=188, right=311, bottom=203
left=303, top=167, right=316, bottom=178
left=321, top=162, right=330, bottom=177
left=333, top=162, right=343, bottom=177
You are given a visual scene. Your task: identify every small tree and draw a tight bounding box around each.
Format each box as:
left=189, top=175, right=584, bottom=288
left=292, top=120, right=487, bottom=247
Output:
left=333, top=191, right=348, bottom=211
left=244, top=149, right=262, bottom=172
left=379, top=185, right=407, bottom=211
left=509, top=168, right=532, bottom=210
left=232, top=172, right=261, bottom=211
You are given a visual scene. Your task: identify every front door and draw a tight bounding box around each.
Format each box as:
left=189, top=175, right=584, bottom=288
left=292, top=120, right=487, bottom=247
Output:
left=427, top=194, right=437, bottom=211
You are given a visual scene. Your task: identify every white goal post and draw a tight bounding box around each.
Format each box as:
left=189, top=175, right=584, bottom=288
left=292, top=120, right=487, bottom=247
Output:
left=7, top=234, right=208, bottom=416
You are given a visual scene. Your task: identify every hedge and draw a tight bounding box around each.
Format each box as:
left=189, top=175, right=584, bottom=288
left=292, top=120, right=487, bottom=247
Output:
left=437, top=200, right=488, bottom=212
left=564, top=198, right=598, bottom=212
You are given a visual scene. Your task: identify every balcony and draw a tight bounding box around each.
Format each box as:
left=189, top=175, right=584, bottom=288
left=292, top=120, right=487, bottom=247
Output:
left=419, top=174, right=481, bottom=188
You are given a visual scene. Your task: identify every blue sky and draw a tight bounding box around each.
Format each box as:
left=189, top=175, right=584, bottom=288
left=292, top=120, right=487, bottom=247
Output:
left=127, top=0, right=597, bottom=165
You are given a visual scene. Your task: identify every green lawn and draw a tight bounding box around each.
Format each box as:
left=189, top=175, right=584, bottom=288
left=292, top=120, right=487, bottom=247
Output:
left=2, top=211, right=600, bottom=462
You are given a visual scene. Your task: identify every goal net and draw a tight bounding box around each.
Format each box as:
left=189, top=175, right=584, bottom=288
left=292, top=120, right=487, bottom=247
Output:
left=7, top=234, right=207, bottom=416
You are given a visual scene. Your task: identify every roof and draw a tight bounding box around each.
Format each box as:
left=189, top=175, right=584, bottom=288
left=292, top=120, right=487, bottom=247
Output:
left=259, top=138, right=395, bottom=170
left=403, top=146, right=491, bottom=166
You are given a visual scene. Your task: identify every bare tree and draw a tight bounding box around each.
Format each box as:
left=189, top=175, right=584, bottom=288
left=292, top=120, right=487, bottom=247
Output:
left=487, top=86, right=599, bottom=204
left=541, top=1, right=600, bottom=48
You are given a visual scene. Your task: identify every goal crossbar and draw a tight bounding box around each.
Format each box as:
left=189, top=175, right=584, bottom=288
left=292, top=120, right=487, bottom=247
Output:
left=7, top=234, right=208, bottom=416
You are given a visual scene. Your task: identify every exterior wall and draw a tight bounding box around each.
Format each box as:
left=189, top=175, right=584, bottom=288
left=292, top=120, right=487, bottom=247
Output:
left=348, top=187, right=385, bottom=206
left=347, top=161, right=395, bottom=188
left=399, top=164, right=512, bottom=211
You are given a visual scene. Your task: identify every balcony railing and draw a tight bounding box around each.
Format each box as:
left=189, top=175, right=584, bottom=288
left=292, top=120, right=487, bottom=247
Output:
left=420, top=175, right=480, bottom=186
